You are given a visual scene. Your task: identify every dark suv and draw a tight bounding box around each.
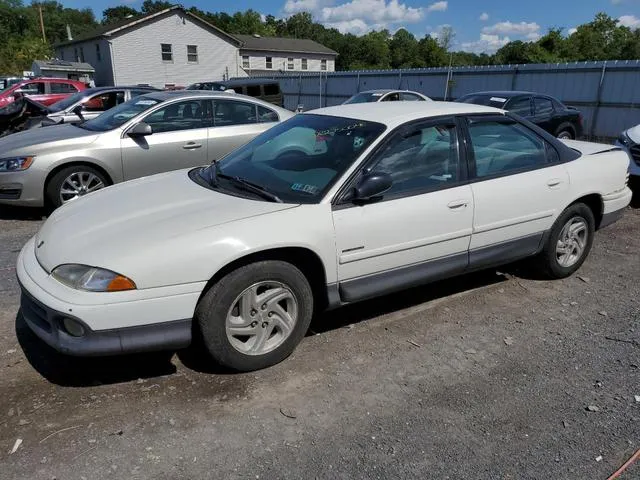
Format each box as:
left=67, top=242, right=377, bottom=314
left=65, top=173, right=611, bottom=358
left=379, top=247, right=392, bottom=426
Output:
left=457, top=91, right=583, bottom=139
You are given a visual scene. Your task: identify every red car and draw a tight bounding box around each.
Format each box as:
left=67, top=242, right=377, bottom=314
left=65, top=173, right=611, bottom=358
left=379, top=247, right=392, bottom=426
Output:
left=0, top=78, right=87, bottom=108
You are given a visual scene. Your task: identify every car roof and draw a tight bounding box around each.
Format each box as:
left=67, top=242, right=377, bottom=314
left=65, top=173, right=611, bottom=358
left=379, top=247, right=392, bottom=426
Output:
left=461, top=91, right=552, bottom=98
left=307, top=101, right=502, bottom=127
left=138, top=90, right=291, bottom=114
left=80, top=86, right=159, bottom=94
left=358, top=89, right=421, bottom=95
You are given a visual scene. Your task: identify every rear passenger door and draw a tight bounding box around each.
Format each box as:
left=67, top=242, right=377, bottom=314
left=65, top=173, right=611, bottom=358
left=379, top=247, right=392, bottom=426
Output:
left=464, top=115, right=570, bottom=268
left=207, top=99, right=276, bottom=162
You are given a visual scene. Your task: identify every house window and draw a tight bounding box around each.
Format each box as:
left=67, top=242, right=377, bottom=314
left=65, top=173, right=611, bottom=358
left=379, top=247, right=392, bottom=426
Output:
left=161, top=43, right=173, bottom=62
left=74, top=47, right=79, bottom=62
left=95, top=43, right=101, bottom=62
left=187, top=45, right=198, bottom=63
left=79, top=46, right=85, bottom=63
left=301, top=58, right=308, bottom=70
left=287, top=57, right=294, bottom=69
left=59, top=50, right=64, bottom=60
left=242, top=55, right=250, bottom=69
left=266, top=57, right=273, bottom=69
left=321, top=59, right=327, bottom=71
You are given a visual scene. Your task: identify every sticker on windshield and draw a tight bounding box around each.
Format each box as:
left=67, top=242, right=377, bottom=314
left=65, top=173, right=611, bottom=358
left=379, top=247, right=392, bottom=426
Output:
left=135, top=99, right=158, bottom=106
left=490, top=97, right=507, bottom=103
left=291, top=183, right=319, bottom=195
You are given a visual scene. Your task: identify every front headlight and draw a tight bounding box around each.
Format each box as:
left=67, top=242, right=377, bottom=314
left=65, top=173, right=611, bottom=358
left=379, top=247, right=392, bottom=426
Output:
left=51, top=264, right=136, bottom=292
left=617, top=132, right=631, bottom=147
left=0, top=156, right=35, bottom=172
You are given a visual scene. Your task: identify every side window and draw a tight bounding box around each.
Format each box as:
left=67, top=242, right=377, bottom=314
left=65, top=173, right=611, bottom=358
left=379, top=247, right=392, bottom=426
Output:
left=367, top=122, right=460, bottom=197
left=468, top=119, right=548, bottom=178
left=143, top=100, right=210, bottom=133
left=400, top=93, right=422, bottom=101
left=534, top=97, right=553, bottom=115
left=257, top=105, right=278, bottom=123
left=130, top=89, right=152, bottom=98
left=51, top=82, right=77, bottom=94
left=507, top=97, right=532, bottom=117
left=83, top=92, right=124, bottom=112
left=263, top=84, right=280, bottom=96
left=213, top=100, right=256, bottom=127
left=382, top=92, right=401, bottom=102
left=19, top=82, right=45, bottom=95
left=246, top=85, right=261, bottom=97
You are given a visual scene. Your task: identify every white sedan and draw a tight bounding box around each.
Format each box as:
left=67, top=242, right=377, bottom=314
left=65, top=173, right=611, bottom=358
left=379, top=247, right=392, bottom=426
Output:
left=17, top=102, right=632, bottom=371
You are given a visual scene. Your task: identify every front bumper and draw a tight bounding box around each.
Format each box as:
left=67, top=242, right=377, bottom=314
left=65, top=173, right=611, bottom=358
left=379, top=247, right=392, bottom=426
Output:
left=0, top=168, right=47, bottom=207
left=615, top=140, right=640, bottom=177
left=17, top=237, right=203, bottom=356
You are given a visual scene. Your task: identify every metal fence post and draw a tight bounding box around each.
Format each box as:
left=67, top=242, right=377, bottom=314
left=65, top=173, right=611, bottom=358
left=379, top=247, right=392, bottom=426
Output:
left=590, top=62, right=607, bottom=140
left=398, top=71, right=402, bottom=89
left=356, top=72, right=360, bottom=93
left=511, top=66, right=519, bottom=90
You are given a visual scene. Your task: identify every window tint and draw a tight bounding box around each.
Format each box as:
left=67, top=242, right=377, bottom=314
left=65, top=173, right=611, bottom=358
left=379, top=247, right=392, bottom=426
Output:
left=19, top=82, right=45, bottom=95
left=257, top=105, right=278, bottom=123
left=82, top=91, right=124, bottom=112
left=534, top=97, right=553, bottom=115
left=263, top=83, right=280, bottom=96
left=468, top=119, right=548, bottom=178
left=143, top=100, right=210, bottom=133
left=368, top=123, right=459, bottom=197
left=507, top=97, right=532, bottom=116
left=50, top=82, right=78, bottom=94
left=400, top=93, right=422, bottom=101
left=246, top=85, right=261, bottom=97
left=382, top=92, right=400, bottom=102
left=161, top=44, right=173, bottom=62
left=213, top=99, right=256, bottom=126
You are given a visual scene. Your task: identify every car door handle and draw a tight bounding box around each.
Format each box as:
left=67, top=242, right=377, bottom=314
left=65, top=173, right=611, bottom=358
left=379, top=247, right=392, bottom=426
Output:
left=547, top=179, right=562, bottom=187
left=447, top=200, right=469, bottom=209
left=183, top=142, right=202, bottom=150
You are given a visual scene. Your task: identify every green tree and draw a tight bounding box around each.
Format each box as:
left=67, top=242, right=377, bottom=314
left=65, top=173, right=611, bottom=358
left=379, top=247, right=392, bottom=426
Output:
left=140, top=0, right=173, bottom=15
left=389, top=29, right=421, bottom=68
left=102, top=6, right=138, bottom=25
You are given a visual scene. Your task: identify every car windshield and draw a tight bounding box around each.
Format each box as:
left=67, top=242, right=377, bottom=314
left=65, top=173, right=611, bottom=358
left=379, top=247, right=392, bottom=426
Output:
left=48, top=91, right=87, bottom=112
left=458, top=94, right=509, bottom=109
left=79, top=96, right=161, bottom=131
left=344, top=92, right=385, bottom=104
left=197, top=114, right=386, bottom=203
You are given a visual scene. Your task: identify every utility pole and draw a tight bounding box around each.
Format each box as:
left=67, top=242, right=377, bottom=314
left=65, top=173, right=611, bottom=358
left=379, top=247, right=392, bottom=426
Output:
left=38, top=4, right=47, bottom=43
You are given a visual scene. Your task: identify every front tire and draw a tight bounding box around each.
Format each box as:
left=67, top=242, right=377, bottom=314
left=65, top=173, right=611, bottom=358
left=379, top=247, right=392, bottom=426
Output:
left=45, top=165, right=108, bottom=208
left=556, top=129, right=574, bottom=140
left=195, top=260, right=314, bottom=372
left=536, top=203, right=595, bottom=279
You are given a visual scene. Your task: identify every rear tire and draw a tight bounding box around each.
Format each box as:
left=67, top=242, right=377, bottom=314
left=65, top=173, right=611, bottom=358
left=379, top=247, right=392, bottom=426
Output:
left=536, top=203, right=595, bottom=279
left=195, top=260, right=314, bottom=372
left=556, top=129, right=574, bottom=140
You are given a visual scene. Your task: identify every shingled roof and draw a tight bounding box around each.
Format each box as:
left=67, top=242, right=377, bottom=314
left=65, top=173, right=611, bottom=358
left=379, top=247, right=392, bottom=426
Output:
left=235, top=34, right=338, bottom=56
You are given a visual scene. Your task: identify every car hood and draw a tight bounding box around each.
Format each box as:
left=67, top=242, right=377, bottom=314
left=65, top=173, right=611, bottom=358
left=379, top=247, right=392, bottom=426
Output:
left=34, top=169, right=298, bottom=283
left=0, top=123, right=98, bottom=155
left=625, top=124, right=640, bottom=144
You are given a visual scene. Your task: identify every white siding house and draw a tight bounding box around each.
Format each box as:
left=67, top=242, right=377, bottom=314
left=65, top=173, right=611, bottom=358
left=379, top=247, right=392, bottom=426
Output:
left=55, top=7, right=244, bottom=88
left=54, top=6, right=338, bottom=88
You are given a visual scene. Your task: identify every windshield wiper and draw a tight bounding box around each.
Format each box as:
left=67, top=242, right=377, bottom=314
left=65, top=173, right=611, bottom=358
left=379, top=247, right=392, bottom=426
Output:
left=218, top=173, right=282, bottom=203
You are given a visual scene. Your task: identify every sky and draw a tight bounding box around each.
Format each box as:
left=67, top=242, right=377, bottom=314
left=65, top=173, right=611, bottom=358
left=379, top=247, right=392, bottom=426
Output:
left=58, top=0, right=640, bottom=54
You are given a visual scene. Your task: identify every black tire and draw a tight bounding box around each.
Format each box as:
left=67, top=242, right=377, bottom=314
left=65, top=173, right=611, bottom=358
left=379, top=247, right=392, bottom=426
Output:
left=45, top=164, right=109, bottom=209
left=536, top=203, right=595, bottom=279
left=195, top=260, right=314, bottom=372
left=556, top=129, right=574, bottom=140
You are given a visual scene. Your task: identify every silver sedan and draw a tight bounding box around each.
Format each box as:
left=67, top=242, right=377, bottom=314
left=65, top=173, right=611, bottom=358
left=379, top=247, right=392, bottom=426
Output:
left=343, top=89, right=431, bottom=104
left=0, top=91, right=293, bottom=208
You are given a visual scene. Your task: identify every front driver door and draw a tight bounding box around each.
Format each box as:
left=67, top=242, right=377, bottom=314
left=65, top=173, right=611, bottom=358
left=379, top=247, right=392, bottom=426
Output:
left=121, top=99, right=211, bottom=180
left=332, top=118, right=474, bottom=302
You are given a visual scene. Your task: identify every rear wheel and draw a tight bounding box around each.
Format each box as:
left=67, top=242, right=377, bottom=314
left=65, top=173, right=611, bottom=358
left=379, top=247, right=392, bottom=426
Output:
left=195, top=260, right=314, bottom=372
left=45, top=165, right=108, bottom=208
left=556, top=129, right=574, bottom=140
left=536, top=203, right=595, bottom=278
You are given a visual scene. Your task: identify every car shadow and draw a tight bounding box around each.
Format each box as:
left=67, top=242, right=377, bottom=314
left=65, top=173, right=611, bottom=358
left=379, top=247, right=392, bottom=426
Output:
left=16, top=269, right=509, bottom=385
left=0, top=206, right=46, bottom=221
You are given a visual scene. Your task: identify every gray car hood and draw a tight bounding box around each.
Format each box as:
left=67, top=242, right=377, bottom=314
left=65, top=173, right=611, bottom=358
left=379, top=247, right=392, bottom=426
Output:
left=34, top=169, right=297, bottom=283
left=0, top=124, right=99, bottom=155
left=626, top=124, right=640, bottom=144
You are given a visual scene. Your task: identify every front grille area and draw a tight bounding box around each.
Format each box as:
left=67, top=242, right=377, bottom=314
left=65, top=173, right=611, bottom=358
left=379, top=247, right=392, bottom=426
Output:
left=0, top=187, right=21, bottom=199
left=630, top=144, right=640, bottom=166
left=20, top=292, right=53, bottom=333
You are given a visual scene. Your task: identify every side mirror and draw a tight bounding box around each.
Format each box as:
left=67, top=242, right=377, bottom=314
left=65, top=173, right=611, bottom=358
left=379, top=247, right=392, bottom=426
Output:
left=353, top=172, right=392, bottom=202
left=72, top=104, right=84, bottom=120
left=128, top=122, right=152, bottom=137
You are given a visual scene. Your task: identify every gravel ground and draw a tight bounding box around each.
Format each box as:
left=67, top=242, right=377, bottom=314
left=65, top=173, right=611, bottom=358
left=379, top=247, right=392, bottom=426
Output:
left=0, top=206, right=638, bottom=480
